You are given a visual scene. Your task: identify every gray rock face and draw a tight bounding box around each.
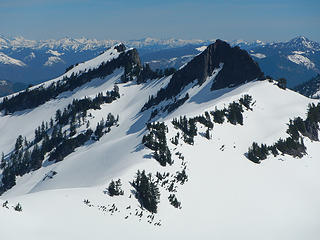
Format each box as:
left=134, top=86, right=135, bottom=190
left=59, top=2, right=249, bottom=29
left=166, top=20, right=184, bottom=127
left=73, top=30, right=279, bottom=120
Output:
left=209, top=39, right=264, bottom=90
left=159, top=39, right=263, bottom=99
left=141, top=40, right=264, bottom=112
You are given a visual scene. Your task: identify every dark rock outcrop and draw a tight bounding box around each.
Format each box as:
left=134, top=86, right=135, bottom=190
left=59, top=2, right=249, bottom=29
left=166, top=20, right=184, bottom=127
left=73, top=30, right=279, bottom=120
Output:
left=294, top=74, right=320, bottom=98
left=142, top=39, right=263, bottom=111
left=210, top=40, right=263, bottom=90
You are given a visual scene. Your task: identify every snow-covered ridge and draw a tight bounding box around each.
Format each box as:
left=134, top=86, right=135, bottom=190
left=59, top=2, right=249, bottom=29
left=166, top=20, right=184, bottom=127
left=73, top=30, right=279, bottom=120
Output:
left=250, top=53, right=266, bottom=59
left=0, top=52, right=26, bottom=66
left=0, top=43, right=128, bottom=99
left=46, top=50, right=64, bottom=57
left=44, top=56, right=64, bottom=66
left=196, top=46, right=207, bottom=52
left=287, top=54, right=315, bottom=69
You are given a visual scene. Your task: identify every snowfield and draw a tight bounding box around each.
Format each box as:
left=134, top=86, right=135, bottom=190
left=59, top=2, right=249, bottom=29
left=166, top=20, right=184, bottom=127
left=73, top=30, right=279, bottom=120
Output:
left=0, top=52, right=26, bottom=66
left=251, top=53, right=266, bottom=59
left=0, top=45, right=320, bottom=240
left=44, top=56, right=64, bottom=66
left=287, top=54, right=315, bottom=69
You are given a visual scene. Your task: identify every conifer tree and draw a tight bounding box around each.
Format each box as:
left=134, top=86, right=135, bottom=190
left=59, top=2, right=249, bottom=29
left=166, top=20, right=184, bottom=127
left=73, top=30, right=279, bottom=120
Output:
left=132, top=170, right=160, bottom=213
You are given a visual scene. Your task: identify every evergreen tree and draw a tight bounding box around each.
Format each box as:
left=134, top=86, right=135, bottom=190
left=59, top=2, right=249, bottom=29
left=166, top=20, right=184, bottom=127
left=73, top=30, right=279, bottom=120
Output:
left=205, top=128, right=211, bottom=140
left=70, top=115, right=77, bottom=137
left=277, top=78, right=287, bottom=90
left=108, top=179, right=124, bottom=196
left=0, top=152, right=5, bottom=169
left=226, top=102, right=243, bottom=125
left=14, top=203, right=22, bottom=212
left=132, top=170, right=160, bottom=213
left=211, top=108, right=225, bottom=124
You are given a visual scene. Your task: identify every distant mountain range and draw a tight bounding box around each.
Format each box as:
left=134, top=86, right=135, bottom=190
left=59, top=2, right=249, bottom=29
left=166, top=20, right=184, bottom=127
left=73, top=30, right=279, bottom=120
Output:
left=0, top=35, right=319, bottom=95
left=143, top=36, right=320, bottom=88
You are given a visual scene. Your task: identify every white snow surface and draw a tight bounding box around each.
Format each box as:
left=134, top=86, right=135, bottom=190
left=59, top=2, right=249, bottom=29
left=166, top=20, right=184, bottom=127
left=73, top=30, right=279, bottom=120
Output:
left=47, top=49, right=64, bottom=57
left=287, top=54, right=315, bottom=69
left=44, top=56, right=64, bottom=66
left=0, top=53, right=320, bottom=239
left=196, top=46, right=207, bottom=52
left=0, top=52, right=26, bottom=66
left=251, top=53, right=266, bottom=59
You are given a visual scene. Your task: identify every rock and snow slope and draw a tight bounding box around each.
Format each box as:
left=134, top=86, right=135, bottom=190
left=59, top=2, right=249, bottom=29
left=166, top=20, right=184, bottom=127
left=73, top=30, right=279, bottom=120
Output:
left=0, top=42, right=319, bottom=240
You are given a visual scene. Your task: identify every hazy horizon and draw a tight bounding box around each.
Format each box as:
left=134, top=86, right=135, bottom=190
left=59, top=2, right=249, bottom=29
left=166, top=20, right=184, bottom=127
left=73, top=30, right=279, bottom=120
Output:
left=0, top=0, right=319, bottom=42
left=0, top=34, right=318, bottom=45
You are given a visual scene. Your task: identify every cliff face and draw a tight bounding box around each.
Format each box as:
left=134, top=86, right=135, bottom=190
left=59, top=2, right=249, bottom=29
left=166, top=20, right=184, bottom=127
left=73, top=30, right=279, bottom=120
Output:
left=209, top=40, right=264, bottom=90
left=168, top=39, right=263, bottom=91
left=141, top=39, right=264, bottom=111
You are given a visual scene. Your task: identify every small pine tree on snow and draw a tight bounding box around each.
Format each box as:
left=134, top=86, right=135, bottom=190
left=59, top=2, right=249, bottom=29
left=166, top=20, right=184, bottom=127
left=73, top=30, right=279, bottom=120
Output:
left=132, top=170, right=160, bottom=213
left=70, top=115, right=77, bottom=137
left=168, top=194, right=181, bottom=209
left=108, top=179, right=124, bottom=196
left=211, top=108, right=225, bottom=124
left=205, top=128, right=211, bottom=140
left=0, top=152, right=5, bottom=169
left=14, top=203, right=22, bottom=212
left=239, top=94, right=253, bottom=110
left=277, top=78, right=287, bottom=90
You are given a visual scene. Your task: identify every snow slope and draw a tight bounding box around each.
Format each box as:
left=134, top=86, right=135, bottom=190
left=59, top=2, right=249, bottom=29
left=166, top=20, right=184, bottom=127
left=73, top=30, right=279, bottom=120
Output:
left=0, top=44, right=320, bottom=239
left=0, top=52, right=26, bottom=66
left=287, top=53, right=316, bottom=69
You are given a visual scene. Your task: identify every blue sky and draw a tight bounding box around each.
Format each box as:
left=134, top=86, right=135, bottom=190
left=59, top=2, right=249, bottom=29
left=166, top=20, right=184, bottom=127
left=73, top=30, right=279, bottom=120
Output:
left=0, top=0, right=319, bottom=42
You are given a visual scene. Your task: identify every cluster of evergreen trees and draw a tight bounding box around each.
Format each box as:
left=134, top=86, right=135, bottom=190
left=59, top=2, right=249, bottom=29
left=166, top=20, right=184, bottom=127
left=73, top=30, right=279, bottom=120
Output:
left=168, top=95, right=252, bottom=145
left=107, top=179, right=124, bottom=196
left=168, top=194, right=181, bottom=209
left=132, top=170, right=160, bottom=213
left=172, top=116, right=198, bottom=145
left=94, top=113, right=119, bottom=140
left=0, top=87, right=120, bottom=194
left=122, top=62, right=176, bottom=84
left=0, top=47, right=130, bottom=114
left=48, top=129, right=93, bottom=162
left=212, top=94, right=252, bottom=126
left=175, top=168, right=188, bottom=185
left=247, top=103, right=320, bottom=163
left=142, top=122, right=172, bottom=166
left=164, top=93, right=190, bottom=114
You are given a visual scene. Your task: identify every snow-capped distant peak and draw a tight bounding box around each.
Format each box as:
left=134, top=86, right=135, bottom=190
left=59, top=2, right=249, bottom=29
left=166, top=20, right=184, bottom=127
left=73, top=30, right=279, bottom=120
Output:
left=196, top=46, right=207, bottom=52
left=44, top=49, right=65, bottom=66
left=250, top=53, right=266, bottom=59
left=0, top=52, right=26, bottom=66
left=46, top=49, right=64, bottom=57
left=0, top=80, right=8, bottom=86
left=292, top=51, right=305, bottom=55
left=255, top=40, right=264, bottom=44
left=44, top=56, right=64, bottom=66
left=287, top=36, right=320, bottom=50
left=287, top=54, right=315, bottom=69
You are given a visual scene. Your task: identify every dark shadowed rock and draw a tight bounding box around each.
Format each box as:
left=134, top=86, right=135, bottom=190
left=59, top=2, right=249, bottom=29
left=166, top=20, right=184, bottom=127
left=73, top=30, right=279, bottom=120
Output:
left=142, top=39, right=263, bottom=111
left=114, top=43, right=126, bottom=52
left=210, top=40, right=264, bottom=90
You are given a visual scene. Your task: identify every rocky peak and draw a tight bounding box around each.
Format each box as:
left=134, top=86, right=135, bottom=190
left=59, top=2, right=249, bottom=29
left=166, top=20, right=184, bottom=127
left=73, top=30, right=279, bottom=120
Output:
left=114, top=43, right=126, bottom=52
left=210, top=39, right=264, bottom=90
left=163, top=39, right=263, bottom=95
left=141, top=39, right=264, bottom=111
